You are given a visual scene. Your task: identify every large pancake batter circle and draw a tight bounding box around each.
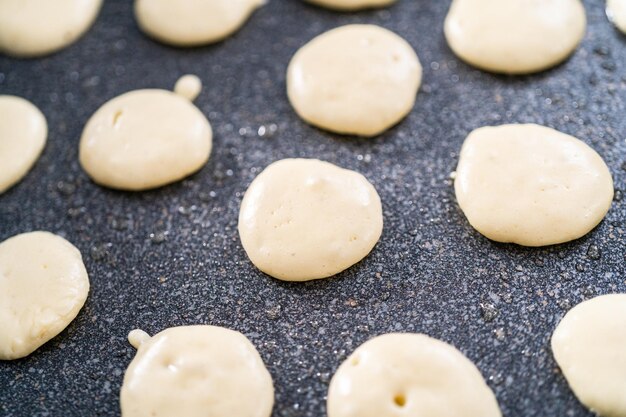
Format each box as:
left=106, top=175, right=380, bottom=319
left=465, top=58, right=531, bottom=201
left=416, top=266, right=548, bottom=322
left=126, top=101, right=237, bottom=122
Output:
left=79, top=89, right=212, bottom=191
left=134, top=0, right=265, bottom=46
left=287, top=24, right=422, bottom=137
left=444, top=0, right=586, bottom=74
left=238, top=158, right=383, bottom=281
left=0, top=231, right=89, bottom=360
left=0, top=0, right=102, bottom=57
left=120, top=325, right=274, bottom=417
left=0, top=95, right=47, bottom=194
left=327, top=333, right=502, bottom=417
left=454, top=124, right=613, bottom=246
left=551, top=294, right=626, bottom=417
left=305, top=0, right=396, bottom=11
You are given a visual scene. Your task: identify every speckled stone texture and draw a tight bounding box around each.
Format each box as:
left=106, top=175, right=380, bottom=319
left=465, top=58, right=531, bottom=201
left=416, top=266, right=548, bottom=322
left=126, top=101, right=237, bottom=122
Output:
left=0, top=0, right=624, bottom=416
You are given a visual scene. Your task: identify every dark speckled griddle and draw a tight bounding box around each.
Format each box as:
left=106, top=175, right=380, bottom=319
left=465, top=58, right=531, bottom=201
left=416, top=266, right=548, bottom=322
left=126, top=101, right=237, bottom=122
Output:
left=1, top=1, right=625, bottom=416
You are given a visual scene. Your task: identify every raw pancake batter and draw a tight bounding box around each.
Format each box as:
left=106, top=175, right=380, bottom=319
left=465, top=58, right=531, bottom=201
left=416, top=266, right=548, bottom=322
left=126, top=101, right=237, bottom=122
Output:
left=238, top=158, right=383, bottom=281
left=444, top=0, right=586, bottom=74
left=607, top=0, right=626, bottom=33
left=305, top=0, right=396, bottom=11
left=0, top=95, right=47, bottom=194
left=287, top=24, right=422, bottom=137
left=0, top=0, right=102, bottom=57
left=134, top=0, right=265, bottom=47
left=79, top=76, right=212, bottom=191
left=120, top=325, right=274, bottom=417
left=0, top=231, right=89, bottom=360
left=551, top=294, right=626, bottom=417
left=174, top=74, right=203, bottom=101
left=454, top=124, right=613, bottom=246
left=327, top=333, right=502, bottom=417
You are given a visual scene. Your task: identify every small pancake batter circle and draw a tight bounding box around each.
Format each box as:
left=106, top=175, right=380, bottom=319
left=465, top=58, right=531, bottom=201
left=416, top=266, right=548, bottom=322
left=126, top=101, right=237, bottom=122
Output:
left=0, top=95, right=47, bottom=194
left=454, top=124, right=613, bottom=246
left=551, top=294, right=626, bottom=417
left=120, top=325, right=274, bottom=417
left=0, top=231, right=90, bottom=360
left=327, top=333, right=502, bottom=417
left=0, top=0, right=102, bottom=57
left=238, top=158, right=383, bottom=281
left=305, top=0, right=396, bottom=11
left=134, top=0, right=265, bottom=47
left=607, top=0, right=626, bottom=33
left=287, top=24, right=422, bottom=137
left=79, top=77, right=212, bottom=191
left=444, top=0, right=586, bottom=74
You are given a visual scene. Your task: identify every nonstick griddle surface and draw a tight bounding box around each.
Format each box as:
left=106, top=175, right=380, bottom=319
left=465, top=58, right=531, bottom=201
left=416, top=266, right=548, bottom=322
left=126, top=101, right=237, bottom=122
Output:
left=1, top=1, right=625, bottom=416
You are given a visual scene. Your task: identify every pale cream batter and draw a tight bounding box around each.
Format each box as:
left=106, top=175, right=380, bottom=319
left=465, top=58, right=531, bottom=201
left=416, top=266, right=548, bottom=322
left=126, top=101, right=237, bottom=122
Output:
left=305, top=0, right=396, bottom=11
left=287, top=24, right=422, bottom=137
left=238, top=158, right=383, bottom=281
left=174, top=74, right=203, bottom=101
left=444, top=0, right=587, bottom=74
left=0, top=231, right=89, bottom=360
left=134, top=0, right=265, bottom=47
left=607, top=0, right=626, bottom=33
left=0, top=95, right=47, bottom=194
left=79, top=76, right=212, bottom=191
left=551, top=294, right=626, bottom=417
left=0, top=0, right=102, bottom=57
left=120, top=325, right=274, bottom=417
left=454, top=124, right=613, bottom=246
left=327, top=333, right=502, bottom=417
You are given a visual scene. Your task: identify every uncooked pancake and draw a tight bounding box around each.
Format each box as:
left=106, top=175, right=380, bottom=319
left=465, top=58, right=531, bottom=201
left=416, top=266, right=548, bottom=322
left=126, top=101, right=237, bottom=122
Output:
left=134, top=0, right=265, bottom=47
left=0, top=231, right=89, bottom=360
left=607, top=0, right=626, bottom=33
left=238, top=158, right=383, bottom=281
left=120, top=325, right=274, bottom=417
left=305, top=0, right=396, bottom=11
left=444, top=0, right=586, bottom=74
left=0, top=95, right=47, bottom=194
left=79, top=78, right=212, bottom=191
left=287, top=24, right=422, bottom=137
left=454, top=124, right=613, bottom=246
left=0, top=0, right=102, bottom=57
left=174, top=74, right=203, bottom=101
left=551, top=294, right=626, bottom=417
left=327, top=333, right=502, bottom=417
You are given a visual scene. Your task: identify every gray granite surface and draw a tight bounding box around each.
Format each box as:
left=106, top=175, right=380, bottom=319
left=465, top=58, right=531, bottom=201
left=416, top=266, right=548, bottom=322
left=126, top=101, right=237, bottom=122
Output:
left=1, top=0, right=625, bottom=416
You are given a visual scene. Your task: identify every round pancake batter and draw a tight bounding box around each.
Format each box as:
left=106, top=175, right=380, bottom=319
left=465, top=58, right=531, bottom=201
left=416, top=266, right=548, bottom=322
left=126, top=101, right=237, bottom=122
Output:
left=607, top=0, right=626, bottom=33
left=454, top=124, right=613, bottom=246
left=0, top=0, right=102, bottom=57
left=327, top=333, right=502, bottom=417
left=551, top=294, right=626, bottom=417
left=287, top=24, right=422, bottom=137
left=238, top=158, right=383, bottom=282
left=305, top=0, right=396, bottom=11
left=120, top=325, right=274, bottom=417
left=79, top=76, right=212, bottom=191
left=0, top=95, right=47, bottom=194
left=174, top=74, right=203, bottom=101
left=444, top=0, right=586, bottom=74
left=0, top=231, right=89, bottom=360
left=134, top=0, right=265, bottom=47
